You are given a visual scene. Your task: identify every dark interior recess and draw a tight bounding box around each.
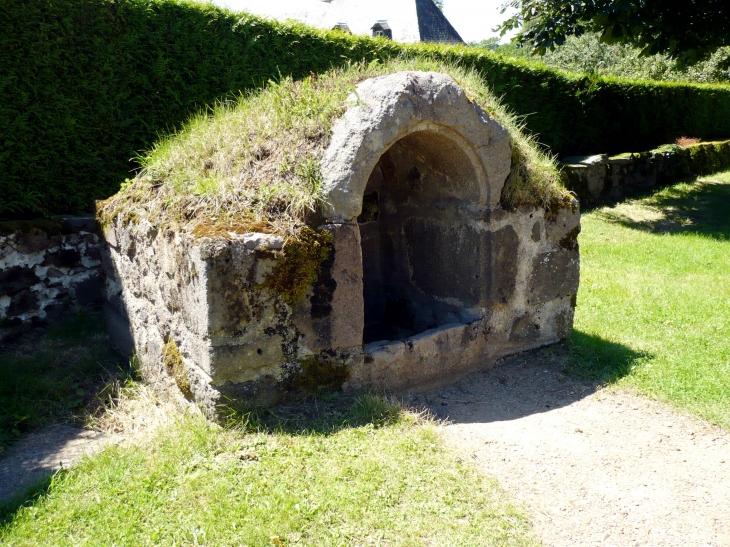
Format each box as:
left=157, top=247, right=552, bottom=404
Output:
left=358, top=130, right=485, bottom=343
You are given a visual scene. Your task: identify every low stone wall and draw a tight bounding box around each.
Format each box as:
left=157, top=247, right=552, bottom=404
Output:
left=562, top=140, right=730, bottom=203
left=0, top=217, right=103, bottom=341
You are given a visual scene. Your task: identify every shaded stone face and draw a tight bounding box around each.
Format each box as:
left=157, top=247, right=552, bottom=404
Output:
left=404, top=217, right=482, bottom=305
left=101, top=71, right=581, bottom=415
left=489, top=225, right=519, bottom=305
left=0, top=267, right=40, bottom=296
left=1, top=218, right=104, bottom=341
left=527, top=250, right=581, bottom=305
left=357, top=129, right=489, bottom=343
left=510, top=314, right=541, bottom=342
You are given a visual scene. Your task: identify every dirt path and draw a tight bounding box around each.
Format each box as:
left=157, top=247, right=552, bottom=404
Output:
left=414, top=347, right=730, bottom=547
left=0, top=425, right=112, bottom=505
left=0, top=383, right=181, bottom=506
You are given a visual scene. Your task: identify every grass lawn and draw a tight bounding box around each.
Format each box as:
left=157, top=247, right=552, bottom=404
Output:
left=4, top=172, right=729, bottom=546
left=0, top=396, right=537, bottom=547
left=0, top=313, right=126, bottom=452
left=570, top=171, right=730, bottom=428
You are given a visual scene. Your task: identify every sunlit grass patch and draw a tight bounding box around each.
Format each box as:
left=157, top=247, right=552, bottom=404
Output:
left=0, top=396, right=537, bottom=547
left=571, top=171, right=730, bottom=428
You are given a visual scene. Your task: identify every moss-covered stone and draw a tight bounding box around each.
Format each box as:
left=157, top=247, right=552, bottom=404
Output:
left=162, top=339, right=192, bottom=396
left=684, top=141, right=730, bottom=175
left=290, top=356, right=350, bottom=394
left=261, top=227, right=333, bottom=305
left=651, top=144, right=683, bottom=155
left=609, top=152, right=634, bottom=160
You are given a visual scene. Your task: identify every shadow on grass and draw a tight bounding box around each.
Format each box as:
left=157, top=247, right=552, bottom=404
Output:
left=0, top=474, right=54, bottom=528
left=0, top=312, right=128, bottom=452
left=586, top=174, right=730, bottom=240
left=222, top=392, right=403, bottom=437
left=565, top=330, right=651, bottom=384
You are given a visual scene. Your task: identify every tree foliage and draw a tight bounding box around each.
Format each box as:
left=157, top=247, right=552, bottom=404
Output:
left=483, top=33, right=730, bottom=84
left=499, top=0, right=730, bottom=63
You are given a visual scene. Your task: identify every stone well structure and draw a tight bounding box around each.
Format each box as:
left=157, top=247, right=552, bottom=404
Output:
left=102, top=72, right=581, bottom=414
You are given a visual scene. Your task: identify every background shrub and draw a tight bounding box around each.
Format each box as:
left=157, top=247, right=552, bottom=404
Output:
left=3, top=0, right=730, bottom=217
left=491, top=33, right=730, bottom=85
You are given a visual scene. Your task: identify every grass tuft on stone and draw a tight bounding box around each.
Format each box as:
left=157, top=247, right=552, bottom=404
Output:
left=98, top=58, right=568, bottom=239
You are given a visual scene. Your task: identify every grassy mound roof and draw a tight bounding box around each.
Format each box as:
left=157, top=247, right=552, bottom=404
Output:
left=98, top=58, right=569, bottom=238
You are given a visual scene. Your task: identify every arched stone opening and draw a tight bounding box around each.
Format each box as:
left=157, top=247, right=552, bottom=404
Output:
left=358, top=129, right=483, bottom=343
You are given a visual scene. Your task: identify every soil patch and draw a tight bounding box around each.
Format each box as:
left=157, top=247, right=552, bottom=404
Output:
left=0, top=425, right=112, bottom=505
left=412, top=346, right=730, bottom=547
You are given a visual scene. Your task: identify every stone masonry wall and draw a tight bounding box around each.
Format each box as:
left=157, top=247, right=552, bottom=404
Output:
left=0, top=217, right=103, bottom=341
left=100, top=71, right=582, bottom=415
left=347, top=202, right=581, bottom=394
left=562, top=140, right=730, bottom=204
left=101, top=200, right=580, bottom=416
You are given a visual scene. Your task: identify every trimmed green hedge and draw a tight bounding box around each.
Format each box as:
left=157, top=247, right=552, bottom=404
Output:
left=3, top=0, right=730, bottom=217
left=686, top=140, right=730, bottom=175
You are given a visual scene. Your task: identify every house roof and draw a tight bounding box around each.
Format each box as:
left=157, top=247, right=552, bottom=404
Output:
left=414, top=0, right=462, bottom=44
left=232, top=0, right=463, bottom=44
left=332, top=21, right=351, bottom=32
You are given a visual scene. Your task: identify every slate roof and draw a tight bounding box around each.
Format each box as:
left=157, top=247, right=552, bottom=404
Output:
left=232, top=0, right=463, bottom=44
left=414, top=0, right=462, bottom=44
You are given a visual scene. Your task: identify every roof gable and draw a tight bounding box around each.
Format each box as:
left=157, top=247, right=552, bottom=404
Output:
left=414, top=0, right=463, bottom=44
left=230, top=0, right=462, bottom=44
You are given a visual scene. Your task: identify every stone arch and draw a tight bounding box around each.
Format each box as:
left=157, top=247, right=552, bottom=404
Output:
left=319, top=71, right=513, bottom=342
left=358, top=127, right=488, bottom=342
left=321, top=71, right=512, bottom=223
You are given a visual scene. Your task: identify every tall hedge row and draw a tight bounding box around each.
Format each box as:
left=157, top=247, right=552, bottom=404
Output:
left=3, top=0, right=730, bottom=217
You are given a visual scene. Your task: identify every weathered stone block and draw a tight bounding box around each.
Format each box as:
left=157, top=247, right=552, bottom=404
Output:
left=405, top=218, right=482, bottom=305
left=292, top=224, right=363, bottom=353
left=546, top=202, right=581, bottom=250
left=73, top=273, right=103, bottom=307
left=489, top=225, right=519, bottom=304
left=510, top=314, right=541, bottom=342
left=0, top=267, right=40, bottom=296
left=8, top=291, right=39, bottom=316
left=44, top=248, right=82, bottom=268
left=528, top=250, right=581, bottom=305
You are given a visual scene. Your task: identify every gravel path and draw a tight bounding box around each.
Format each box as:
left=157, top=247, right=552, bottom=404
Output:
left=414, top=347, right=730, bottom=547
left=0, top=425, right=110, bottom=505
